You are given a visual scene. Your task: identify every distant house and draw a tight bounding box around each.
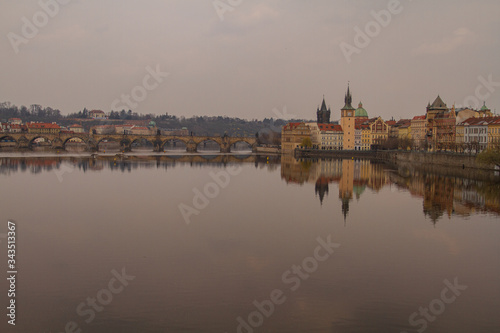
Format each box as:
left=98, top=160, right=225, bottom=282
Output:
left=160, top=127, right=189, bottom=136
left=89, top=110, right=107, bottom=120
left=8, top=118, right=22, bottom=125
left=69, top=124, right=85, bottom=133
left=27, top=122, right=61, bottom=134
left=130, top=126, right=153, bottom=135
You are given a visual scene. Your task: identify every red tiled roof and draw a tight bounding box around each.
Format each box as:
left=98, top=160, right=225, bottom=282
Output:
left=284, top=122, right=303, bottom=130
left=412, top=115, right=426, bottom=120
left=318, top=124, right=342, bottom=132
left=27, top=122, right=61, bottom=129
left=386, top=121, right=396, bottom=126
left=70, top=124, right=83, bottom=128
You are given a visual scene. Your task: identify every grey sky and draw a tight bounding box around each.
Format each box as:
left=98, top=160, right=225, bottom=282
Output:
left=1, top=0, right=499, bottom=121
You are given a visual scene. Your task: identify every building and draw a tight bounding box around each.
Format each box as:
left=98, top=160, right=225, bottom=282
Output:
left=318, top=123, right=343, bottom=150
left=488, top=118, right=500, bottom=148
left=130, top=126, right=153, bottom=135
left=27, top=122, right=61, bottom=134
left=369, top=117, right=389, bottom=148
left=457, top=117, right=497, bottom=153
left=340, top=85, right=356, bottom=150
left=281, top=122, right=312, bottom=153
left=69, top=124, right=85, bottom=133
left=316, top=97, right=331, bottom=124
left=411, top=115, right=427, bottom=149
left=8, top=118, right=22, bottom=125
left=89, top=110, right=107, bottom=120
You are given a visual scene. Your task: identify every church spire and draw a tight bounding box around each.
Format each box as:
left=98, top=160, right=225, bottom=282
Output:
left=342, top=83, right=354, bottom=110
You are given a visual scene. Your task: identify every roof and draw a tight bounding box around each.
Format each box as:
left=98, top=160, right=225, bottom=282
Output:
left=27, top=122, right=61, bottom=129
left=386, top=120, right=396, bottom=126
left=429, top=95, right=447, bottom=110
left=318, top=124, right=343, bottom=132
left=355, top=102, right=368, bottom=118
left=90, top=110, right=105, bottom=114
left=70, top=124, right=82, bottom=128
left=283, top=122, right=304, bottom=130
left=457, top=116, right=500, bottom=126
left=480, top=102, right=490, bottom=111
left=412, top=115, right=426, bottom=121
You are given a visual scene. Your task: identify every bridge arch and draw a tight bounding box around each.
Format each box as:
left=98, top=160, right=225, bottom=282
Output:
left=230, top=139, right=254, bottom=152
left=0, top=135, right=19, bottom=148
left=28, top=135, right=53, bottom=148
left=161, top=138, right=189, bottom=151
left=62, top=136, right=88, bottom=147
left=196, top=139, right=222, bottom=152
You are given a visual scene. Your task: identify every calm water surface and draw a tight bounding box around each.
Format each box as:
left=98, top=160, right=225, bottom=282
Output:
left=0, top=153, right=499, bottom=333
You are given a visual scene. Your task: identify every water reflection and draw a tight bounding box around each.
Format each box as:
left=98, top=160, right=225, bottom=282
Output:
left=280, top=155, right=500, bottom=223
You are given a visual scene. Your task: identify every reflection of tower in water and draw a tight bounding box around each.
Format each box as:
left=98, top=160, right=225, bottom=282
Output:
left=339, top=159, right=354, bottom=221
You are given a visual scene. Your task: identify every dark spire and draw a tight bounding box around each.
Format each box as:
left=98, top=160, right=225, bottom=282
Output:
left=342, top=83, right=355, bottom=110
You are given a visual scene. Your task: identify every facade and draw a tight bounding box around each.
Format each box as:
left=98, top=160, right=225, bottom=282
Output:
left=318, top=123, right=343, bottom=150
left=411, top=115, right=427, bottom=149
left=69, top=124, right=85, bottom=133
left=458, top=117, right=495, bottom=153
left=130, top=126, right=153, bottom=135
left=8, top=118, right=22, bottom=125
left=281, top=122, right=312, bottom=153
left=91, top=125, right=114, bottom=135
left=488, top=118, right=500, bottom=148
left=27, top=122, right=61, bottom=134
left=89, top=110, right=107, bottom=119
left=369, top=117, right=389, bottom=148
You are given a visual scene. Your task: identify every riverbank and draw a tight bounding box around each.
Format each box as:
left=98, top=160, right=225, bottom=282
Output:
left=295, top=149, right=497, bottom=171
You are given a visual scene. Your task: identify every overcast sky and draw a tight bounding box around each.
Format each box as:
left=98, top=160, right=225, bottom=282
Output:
left=1, top=0, right=499, bottom=121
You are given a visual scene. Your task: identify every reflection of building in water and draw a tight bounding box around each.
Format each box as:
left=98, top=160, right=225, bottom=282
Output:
left=280, top=157, right=500, bottom=223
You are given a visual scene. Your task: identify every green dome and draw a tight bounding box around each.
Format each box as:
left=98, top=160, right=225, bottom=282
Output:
left=355, top=102, right=368, bottom=117
left=480, top=102, right=489, bottom=111
left=149, top=120, right=156, bottom=126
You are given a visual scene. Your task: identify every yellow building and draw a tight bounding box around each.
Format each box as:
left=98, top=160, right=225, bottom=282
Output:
left=27, top=122, right=61, bottom=134
left=487, top=118, right=500, bottom=149
left=369, top=117, right=389, bottom=148
left=281, top=122, right=312, bottom=153
left=340, top=86, right=356, bottom=150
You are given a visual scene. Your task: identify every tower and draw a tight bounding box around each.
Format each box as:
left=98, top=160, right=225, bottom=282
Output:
left=316, top=96, right=331, bottom=123
left=341, top=85, right=356, bottom=150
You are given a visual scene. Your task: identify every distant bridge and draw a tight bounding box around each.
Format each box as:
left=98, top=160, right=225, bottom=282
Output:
left=0, top=132, right=258, bottom=153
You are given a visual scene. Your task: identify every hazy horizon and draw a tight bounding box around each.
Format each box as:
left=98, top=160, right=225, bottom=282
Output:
left=1, top=0, right=499, bottom=121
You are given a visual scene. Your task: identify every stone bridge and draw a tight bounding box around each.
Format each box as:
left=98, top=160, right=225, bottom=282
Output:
left=0, top=132, right=258, bottom=153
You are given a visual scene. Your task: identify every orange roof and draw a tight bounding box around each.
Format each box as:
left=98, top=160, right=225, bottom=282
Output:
left=284, top=122, right=303, bottom=130
left=70, top=124, right=83, bottom=128
left=27, top=122, right=61, bottom=129
left=412, top=115, right=426, bottom=120
left=318, top=124, right=342, bottom=132
left=386, top=120, right=396, bottom=126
